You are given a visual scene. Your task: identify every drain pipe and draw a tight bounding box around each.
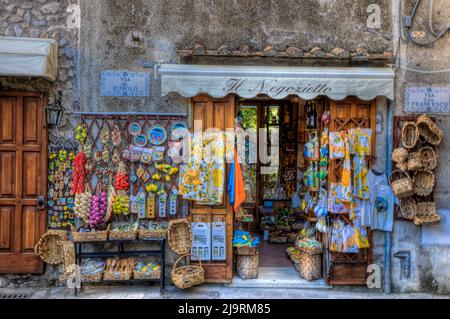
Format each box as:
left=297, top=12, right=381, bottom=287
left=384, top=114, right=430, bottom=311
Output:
left=384, top=99, right=394, bottom=294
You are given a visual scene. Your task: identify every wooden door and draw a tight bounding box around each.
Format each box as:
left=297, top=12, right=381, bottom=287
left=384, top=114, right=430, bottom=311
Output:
left=328, top=97, right=376, bottom=285
left=190, top=95, right=235, bottom=283
left=0, top=92, right=48, bottom=274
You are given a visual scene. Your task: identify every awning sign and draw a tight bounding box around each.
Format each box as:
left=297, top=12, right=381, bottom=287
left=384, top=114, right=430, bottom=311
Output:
left=158, top=64, right=395, bottom=101
left=100, top=70, right=151, bottom=97
left=405, top=87, right=450, bottom=113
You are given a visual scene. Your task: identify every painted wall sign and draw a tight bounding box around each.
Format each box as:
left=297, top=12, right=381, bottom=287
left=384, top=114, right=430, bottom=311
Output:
left=405, top=87, right=450, bottom=113
left=100, top=70, right=151, bottom=97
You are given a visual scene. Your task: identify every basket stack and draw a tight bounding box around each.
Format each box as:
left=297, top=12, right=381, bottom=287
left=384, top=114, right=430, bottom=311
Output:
left=392, top=115, right=442, bottom=224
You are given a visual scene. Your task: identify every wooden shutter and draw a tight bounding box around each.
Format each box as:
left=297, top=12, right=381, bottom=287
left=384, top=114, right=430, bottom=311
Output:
left=328, top=97, right=376, bottom=285
left=0, top=92, right=48, bottom=274
left=189, top=95, right=235, bottom=283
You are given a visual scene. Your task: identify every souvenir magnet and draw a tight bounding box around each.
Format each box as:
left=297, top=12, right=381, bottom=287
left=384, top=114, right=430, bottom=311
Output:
left=128, top=122, right=142, bottom=136
left=169, top=188, right=178, bottom=217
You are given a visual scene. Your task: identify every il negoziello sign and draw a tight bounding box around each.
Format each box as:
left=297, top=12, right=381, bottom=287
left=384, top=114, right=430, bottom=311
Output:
left=223, top=78, right=332, bottom=97
left=100, top=71, right=151, bottom=97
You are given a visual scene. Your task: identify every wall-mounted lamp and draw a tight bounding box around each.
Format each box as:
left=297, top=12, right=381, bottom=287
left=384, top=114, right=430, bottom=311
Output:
left=46, top=92, right=64, bottom=126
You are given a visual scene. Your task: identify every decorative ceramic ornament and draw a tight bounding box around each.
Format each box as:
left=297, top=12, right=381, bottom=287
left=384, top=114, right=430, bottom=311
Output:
left=136, top=188, right=147, bottom=219
left=140, top=153, right=152, bottom=165
left=170, top=122, right=188, bottom=141
left=169, top=188, right=178, bottom=217
left=158, top=191, right=167, bottom=218
left=142, top=171, right=151, bottom=183
left=152, top=146, right=165, bottom=162
left=136, top=165, right=145, bottom=179
left=147, top=193, right=156, bottom=219
left=128, top=122, right=142, bottom=136
left=133, top=134, right=148, bottom=147
left=148, top=125, right=167, bottom=146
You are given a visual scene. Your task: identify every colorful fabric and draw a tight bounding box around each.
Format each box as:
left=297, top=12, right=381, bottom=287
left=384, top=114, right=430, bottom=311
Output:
left=328, top=182, right=348, bottom=214
left=353, top=154, right=370, bottom=200
left=228, top=149, right=246, bottom=212
left=330, top=219, right=345, bottom=252
left=329, top=131, right=345, bottom=159
left=232, top=230, right=260, bottom=247
left=340, top=131, right=352, bottom=202
left=349, top=128, right=372, bottom=156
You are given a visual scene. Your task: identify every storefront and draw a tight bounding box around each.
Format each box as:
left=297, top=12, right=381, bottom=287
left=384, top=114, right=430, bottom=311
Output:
left=157, top=64, right=395, bottom=285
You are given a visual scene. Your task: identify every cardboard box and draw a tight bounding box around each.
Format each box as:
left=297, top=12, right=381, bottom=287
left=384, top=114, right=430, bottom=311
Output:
left=212, top=221, right=226, bottom=261
left=191, top=222, right=211, bottom=261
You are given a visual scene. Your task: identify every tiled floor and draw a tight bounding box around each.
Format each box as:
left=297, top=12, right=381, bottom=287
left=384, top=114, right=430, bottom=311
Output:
left=259, top=241, right=292, bottom=267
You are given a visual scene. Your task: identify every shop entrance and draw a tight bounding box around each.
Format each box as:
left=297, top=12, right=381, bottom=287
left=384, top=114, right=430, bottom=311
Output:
left=232, top=96, right=376, bottom=286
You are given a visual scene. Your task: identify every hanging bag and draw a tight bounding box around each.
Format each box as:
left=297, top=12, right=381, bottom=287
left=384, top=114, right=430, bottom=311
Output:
left=388, top=170, right=414, bottom=199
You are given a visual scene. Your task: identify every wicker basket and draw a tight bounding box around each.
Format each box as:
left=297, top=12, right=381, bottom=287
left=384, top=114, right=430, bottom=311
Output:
left=289, top=249, right=303, bottom=263
left=34, top=230, right=68, bottom=265
left=71, top=225, right=109, bottom=242
left=413, top=169, right=436, bottom=197
left=397, top=162, right=408, bottom=172
left=171, top=254, right=205, bottom=289
left=138, top=228, right=167, bottom=239
left=134, top=269, right=161, bottom=280
left=401, top=122, right=419, bottom=149
left=407, top=152, right=423, bottom=171
left=236, top=252, right=259, bottom=279
left=399, top=197, right=417, bottom=220
left=168, top=219, right=192, bottom=255
left=414, top=202, right=441, bottom=226
left=417, top=114, right=443, bottom=146
left=392, top=147, right=408, bottom=163
left=235, top=246, right=258, bottom=256
left=419, top=146, right=438, bottom=171
left=389, top=170, right=414, bottom=199
left=81, top=272, right=103, bottom=283
left=108, top=229, right=137, bottom=241
left=295, top=244, right=323, bottom=255
left=103, top=258, right=135, bottom=281
left=294, top=251, right=322, bottom=281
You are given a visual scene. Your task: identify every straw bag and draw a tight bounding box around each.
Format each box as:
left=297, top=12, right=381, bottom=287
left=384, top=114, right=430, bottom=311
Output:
left=71, top=224, right=109, bottom=242
left=413, top=170, right=436, bottom=197
left=413, top=202, right=440, bottom=225
left=171, top=254, right=205, bottom=289
left=168, top=219, right=192, bottom=254
left=401, top=122, right=419, bottom=149
left=419, top=146, right=438, bottom=170
left=407, top=152, right=423, bottom=171
left=389, top=170, right=414, bottom=199
left=399, top=197, right=416, bottom=220
left=58, top=240, right=76, bottom=281
left=34, top=230, right=68, bottom=265
left=417, top=114, right=443, bottom=146
left=294, top=251, right=322, bottom=281
left=392, top=147, right=408, bottom=164
left=236, top=252, right=259, bottom=279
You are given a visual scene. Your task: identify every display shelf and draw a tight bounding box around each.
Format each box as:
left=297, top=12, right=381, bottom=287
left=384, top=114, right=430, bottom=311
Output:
left=74, top=238, right=166, bottom=295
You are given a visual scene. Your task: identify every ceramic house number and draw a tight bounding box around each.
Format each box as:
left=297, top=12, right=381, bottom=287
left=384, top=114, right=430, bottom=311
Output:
left=158, top=191, right=167, bottom=218
left=136, top=188, right=146, bottom=218
left=169, top=188, right=178, bottom=217
left=147, top=193, right=156, bottom=219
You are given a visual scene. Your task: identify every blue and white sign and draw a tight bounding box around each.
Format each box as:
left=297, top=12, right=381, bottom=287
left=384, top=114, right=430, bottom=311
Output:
left=100, top=70, right=151, bottom=97
left=405, top=87, right=450, bottom=113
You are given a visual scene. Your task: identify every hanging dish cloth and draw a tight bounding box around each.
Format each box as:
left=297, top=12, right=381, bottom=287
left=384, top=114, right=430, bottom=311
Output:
left=328, top=182, right=348, bottom=214
left=339, top=131, right=352, bottom=203
left=350, top=128, right=372, bottom=201
left=329, top=131, right=345, bottom=159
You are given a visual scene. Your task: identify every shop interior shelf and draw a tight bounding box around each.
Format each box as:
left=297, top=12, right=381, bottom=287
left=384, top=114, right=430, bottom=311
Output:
left=74, top=238, right=166, bottom=296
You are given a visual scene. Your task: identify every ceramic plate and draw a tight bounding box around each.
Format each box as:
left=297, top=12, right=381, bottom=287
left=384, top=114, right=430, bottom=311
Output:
left=148, top=125, right=167, bottom=145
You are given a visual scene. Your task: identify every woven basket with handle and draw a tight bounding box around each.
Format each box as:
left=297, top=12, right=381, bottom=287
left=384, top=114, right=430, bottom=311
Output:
left=294, top=252, right=322, bottom=281
left=413, top=169, right=436, bottom=197
left=417, top=114, right=443, bottom=146
left=401, top=122, right=419, bottom=149
left=389, top=170, right=414, bottom=199
left=419, top=146, right=438, bottom=171
left=392, top=147, right=408, bottom=164
left=168, top=219, right=192, bottom=254
left=171, top=253, right=204, bottom=289
left=413, top=202, right=440, bottom=226
left=407, top=152, right=423, bottom=171
left=34, top=230, right=68, bottom=265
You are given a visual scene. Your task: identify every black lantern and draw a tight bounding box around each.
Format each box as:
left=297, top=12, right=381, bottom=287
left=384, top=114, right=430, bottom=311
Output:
left=46, top=92, right=64, bottom=126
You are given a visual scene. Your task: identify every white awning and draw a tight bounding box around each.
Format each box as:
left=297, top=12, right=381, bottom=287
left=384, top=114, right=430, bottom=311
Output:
left=0, top=37, right=58, bottom=82
left=158, top=64, right=395, bottom=101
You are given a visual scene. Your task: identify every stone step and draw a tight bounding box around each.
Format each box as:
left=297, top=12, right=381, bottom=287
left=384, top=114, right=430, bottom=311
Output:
left=226, top=267, right=332, bottom=289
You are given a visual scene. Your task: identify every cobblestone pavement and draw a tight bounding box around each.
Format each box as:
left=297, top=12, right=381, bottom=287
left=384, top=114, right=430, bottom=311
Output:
left=0, top=285, right=448, bottom=299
